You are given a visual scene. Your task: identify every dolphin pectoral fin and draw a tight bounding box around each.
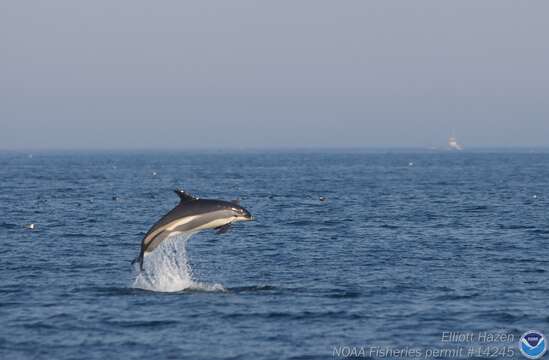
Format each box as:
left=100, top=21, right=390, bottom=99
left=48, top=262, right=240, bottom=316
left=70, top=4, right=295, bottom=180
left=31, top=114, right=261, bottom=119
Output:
left=215, top=223, right=232, bottom=234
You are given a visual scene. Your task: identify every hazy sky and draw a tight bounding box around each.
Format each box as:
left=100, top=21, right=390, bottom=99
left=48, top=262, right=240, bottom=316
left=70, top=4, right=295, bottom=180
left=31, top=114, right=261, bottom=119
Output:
left=1, top=1, right=548, bottom=149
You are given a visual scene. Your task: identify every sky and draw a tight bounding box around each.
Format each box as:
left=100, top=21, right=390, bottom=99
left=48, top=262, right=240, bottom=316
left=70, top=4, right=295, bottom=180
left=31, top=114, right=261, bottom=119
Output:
left=1, top=0, right=548, bottom=149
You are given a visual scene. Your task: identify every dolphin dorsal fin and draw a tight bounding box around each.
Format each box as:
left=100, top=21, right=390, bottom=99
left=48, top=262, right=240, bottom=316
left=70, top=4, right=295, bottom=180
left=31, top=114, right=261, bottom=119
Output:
left=231, top=198, right=240, bottom=205
left=174, top=189, right=198, bottom=203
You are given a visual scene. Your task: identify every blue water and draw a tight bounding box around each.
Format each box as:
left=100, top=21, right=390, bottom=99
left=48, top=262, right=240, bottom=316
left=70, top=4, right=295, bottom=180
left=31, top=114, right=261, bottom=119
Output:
left=1, top=150, right=548, bottom=359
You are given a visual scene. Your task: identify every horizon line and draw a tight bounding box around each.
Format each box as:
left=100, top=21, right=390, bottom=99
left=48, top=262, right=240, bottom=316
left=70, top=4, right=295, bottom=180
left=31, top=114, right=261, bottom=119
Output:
left=2, top=145, right=549, bottom=154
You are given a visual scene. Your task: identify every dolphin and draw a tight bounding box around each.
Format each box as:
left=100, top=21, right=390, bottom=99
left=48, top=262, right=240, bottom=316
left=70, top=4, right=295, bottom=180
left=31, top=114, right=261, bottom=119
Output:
left=133, top=189, right=254, bottom=270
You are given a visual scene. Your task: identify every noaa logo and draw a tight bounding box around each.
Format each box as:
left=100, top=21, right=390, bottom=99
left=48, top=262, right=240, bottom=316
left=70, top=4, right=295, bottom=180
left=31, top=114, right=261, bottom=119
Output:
left=519, top=330, right=546, bottom=359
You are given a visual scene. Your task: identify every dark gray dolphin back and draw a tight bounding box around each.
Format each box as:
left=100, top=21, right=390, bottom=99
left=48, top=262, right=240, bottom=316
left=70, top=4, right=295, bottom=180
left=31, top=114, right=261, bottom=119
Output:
left=140, top=190, right=198, bottom=241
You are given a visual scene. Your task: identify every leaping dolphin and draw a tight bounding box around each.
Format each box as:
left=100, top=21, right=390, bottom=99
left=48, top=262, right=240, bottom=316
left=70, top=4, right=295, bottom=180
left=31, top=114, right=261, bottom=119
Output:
left=133, top=189, right=254, bottom=270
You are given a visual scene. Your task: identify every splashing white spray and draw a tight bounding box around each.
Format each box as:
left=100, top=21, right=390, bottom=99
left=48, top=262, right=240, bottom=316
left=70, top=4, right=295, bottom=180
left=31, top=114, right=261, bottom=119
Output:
left=131, top=232, right=225, bottom=293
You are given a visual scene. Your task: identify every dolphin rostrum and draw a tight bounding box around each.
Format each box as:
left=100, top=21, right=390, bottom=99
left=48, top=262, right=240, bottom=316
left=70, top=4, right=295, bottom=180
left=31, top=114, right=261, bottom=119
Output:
left=133, top=189, right=254, bottom=270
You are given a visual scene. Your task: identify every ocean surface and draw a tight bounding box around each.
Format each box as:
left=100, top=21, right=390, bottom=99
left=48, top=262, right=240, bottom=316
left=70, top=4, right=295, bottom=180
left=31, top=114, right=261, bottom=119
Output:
left=1, top=150, right=548, bottom=360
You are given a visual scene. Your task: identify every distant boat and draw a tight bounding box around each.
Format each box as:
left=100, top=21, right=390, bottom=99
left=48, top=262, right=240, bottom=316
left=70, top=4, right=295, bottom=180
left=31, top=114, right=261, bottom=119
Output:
left=448, top=136, right=463, bottom=151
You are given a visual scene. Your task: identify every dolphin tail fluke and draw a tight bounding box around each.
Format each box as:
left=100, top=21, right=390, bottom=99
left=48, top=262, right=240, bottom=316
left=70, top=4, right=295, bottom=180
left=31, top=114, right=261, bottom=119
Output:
left=131, top=253, right=144, bottom=271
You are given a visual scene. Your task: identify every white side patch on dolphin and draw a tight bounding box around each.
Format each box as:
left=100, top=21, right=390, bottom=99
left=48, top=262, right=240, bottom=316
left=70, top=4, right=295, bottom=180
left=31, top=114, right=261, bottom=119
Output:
left=165, top=215, right=199, bottom=231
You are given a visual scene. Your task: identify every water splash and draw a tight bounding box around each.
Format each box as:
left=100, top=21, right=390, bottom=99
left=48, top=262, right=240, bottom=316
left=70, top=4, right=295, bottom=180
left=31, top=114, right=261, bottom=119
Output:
left=131, top=232, right=225, bottom=293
